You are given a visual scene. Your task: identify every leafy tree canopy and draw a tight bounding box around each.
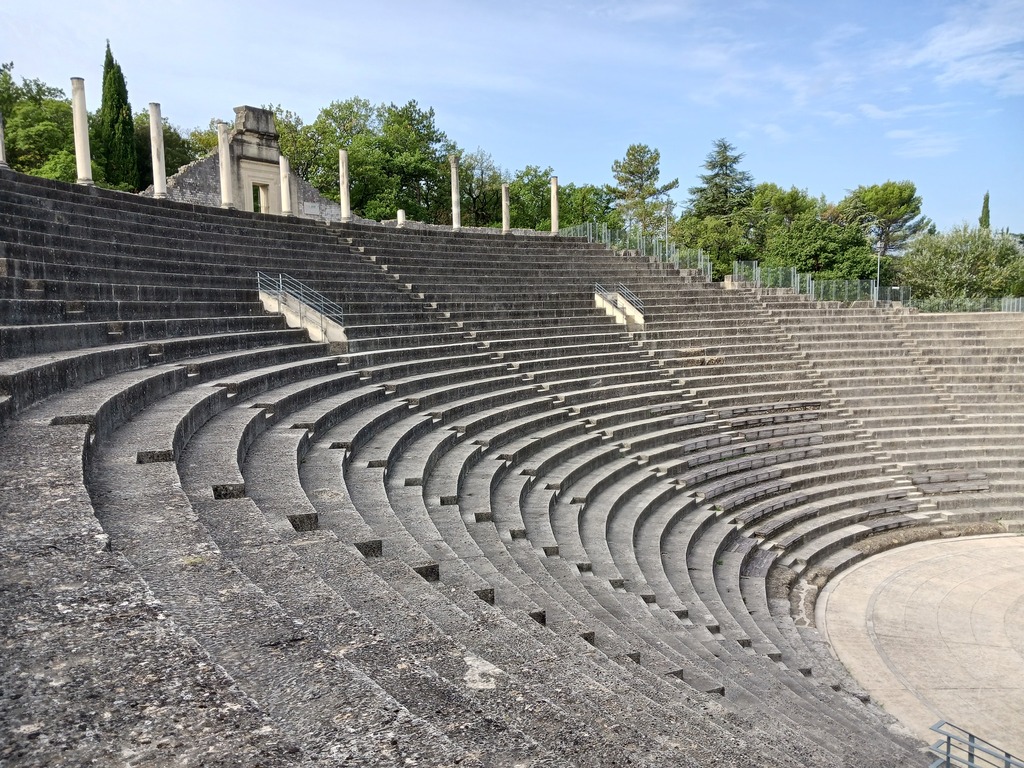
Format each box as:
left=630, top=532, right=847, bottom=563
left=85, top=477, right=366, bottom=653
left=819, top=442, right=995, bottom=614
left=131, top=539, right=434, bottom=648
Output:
left=842, top=180, right=929, bottom=259
left=1, top=62, right=77, bottom=179
left=270, top=98, right=452, bottom=222
left=899, top=224, right=1024, bottom=300
left=456, top=148, right=503, bottom=227
left=133, top=110, right=202, bottom=190
left=508, top=165, right=554, bottom=231
left=560, top=183, right=623, bottom=230
left=608, top=143, right=678, bottom=235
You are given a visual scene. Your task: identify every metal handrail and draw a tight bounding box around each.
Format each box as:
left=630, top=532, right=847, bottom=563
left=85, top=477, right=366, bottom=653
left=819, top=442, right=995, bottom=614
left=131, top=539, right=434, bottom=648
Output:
left=616, top=283, right=644, bottom=313
left=256, top=271, right=345, bottom=331
left=595, top=282, right=644, bottom=316
left=929, top=721, right=1023, bottom=768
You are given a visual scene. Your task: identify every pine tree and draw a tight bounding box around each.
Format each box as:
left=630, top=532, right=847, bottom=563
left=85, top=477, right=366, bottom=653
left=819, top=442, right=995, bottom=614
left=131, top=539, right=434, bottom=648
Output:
left=98, top=41, right=138, bottom=190
left=687, top=138, right=754, bottom=219
left=979, top=191, right=991, bottom=229
left=607, top=143, right=678, bottom=236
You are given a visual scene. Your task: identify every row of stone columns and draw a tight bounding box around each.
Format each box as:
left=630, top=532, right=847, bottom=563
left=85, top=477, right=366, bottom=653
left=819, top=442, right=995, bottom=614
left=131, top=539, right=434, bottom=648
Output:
left=447, top=154, right=559, bottom=234
left=65, top=77, right=169, bottom=197
left=25, top=78, right=560, bottom=233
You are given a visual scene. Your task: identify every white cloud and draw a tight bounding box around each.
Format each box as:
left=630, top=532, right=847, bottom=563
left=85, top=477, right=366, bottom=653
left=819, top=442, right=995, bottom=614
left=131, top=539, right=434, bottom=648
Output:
left=762, top=123, right=792, bottom=142
left=585, top=1, right=694, bottom=22
left=909, top=0, right=1024, bottom=95
left=858, top=102, right=960, bottom=120
left=885, top=128, right=959, bottom=158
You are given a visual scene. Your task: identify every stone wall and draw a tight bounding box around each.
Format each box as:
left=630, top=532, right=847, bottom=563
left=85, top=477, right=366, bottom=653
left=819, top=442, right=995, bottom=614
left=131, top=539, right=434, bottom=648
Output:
left=296, top=176, right=343, bottom=222
left=143, top=153, right=222, bottom=208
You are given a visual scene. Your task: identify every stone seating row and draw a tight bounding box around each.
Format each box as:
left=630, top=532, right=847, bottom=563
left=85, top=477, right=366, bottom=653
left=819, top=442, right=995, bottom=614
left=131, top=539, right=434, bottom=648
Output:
left=4, top=319, right=741, bottom=765
left=167, top=337, right=839, bottom=768
left=760, top=292, right=1024, bottom=516
left=270, top=348, right=905, bottom=753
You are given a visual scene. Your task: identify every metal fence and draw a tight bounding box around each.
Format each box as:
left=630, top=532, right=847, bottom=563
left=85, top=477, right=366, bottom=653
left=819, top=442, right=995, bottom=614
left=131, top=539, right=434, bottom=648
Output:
left=732, top=261, right=907, bottom=305
left=561, top=223, right=712, bottom=280
left=669, top=247, right=713, bottom=281
left=907, top=296, right=1024, bottom=313
left=731, top=259, right=1024, bottom=312
left=559, top=222, right=675, bottom=261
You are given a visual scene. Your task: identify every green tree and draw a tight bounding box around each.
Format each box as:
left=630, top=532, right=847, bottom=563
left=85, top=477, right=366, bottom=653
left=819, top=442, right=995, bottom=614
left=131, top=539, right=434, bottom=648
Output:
left=186, top=119, right=221, bottom=154
left=1, top=62, right=78, bottom=179
left=6, top=97, right=74, bottom=175
left=301, top=97, right=374, bottom=197
left=760, top=212, right=875, bottom=279
left=362, top=100, right=454, bottom=222
left=458, top=148, right=503, bottom=227
left=674, top=138, right=755, bottom=278
left=607, top=143, right=678, bottom=236
left=133, top=110, right=202, bottom=190
left=97, top=42, right=138, bottom=190
left=742, top=183, right=818, bottom=252
left=285, top=98, right=451, bottom=222
left=1, top=61, right=64, bottom=119
left=842, top=180, right=929, bottom=260
left=673, top=214, right=751, bottom=278
left=899, top=225, right=1024, bottom=299
left=559, top=183, right=623, bottom=229
left=508, top=165, right=554, bottom=230
left=979, top=191, right=990, bottom=229
left=687, top=138, right=754, bottom=219
left=266, top=105, right=322, bottom=184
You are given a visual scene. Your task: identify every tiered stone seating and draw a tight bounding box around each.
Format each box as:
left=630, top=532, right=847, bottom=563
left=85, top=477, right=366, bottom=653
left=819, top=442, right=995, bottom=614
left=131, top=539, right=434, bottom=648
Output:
left=1, top=168, right=968, bottom=765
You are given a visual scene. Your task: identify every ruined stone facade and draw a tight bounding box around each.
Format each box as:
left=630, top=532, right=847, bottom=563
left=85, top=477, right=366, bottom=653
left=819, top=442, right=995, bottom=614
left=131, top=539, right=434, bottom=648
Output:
left=143, top=106, right=344, bottom=222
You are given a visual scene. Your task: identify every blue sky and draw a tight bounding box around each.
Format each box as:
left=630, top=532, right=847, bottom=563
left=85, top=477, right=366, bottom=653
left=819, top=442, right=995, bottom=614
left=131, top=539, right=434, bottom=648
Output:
left=3, top=0, right=1022, bottom=231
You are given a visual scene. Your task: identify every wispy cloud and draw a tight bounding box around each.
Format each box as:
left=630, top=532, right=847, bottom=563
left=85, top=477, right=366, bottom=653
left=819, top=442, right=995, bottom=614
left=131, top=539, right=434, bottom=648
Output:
left=908, top=0, right=1024, bottom=95
left=885, top=128, right=960, bottom=158
left=858, top=102, right=960, bottom=120
left=585, top=1, right=693, bottom=22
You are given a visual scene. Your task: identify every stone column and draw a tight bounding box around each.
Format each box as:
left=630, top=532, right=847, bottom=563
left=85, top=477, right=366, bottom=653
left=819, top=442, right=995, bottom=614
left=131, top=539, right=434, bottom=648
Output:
left=338, top=149, right=351, bottom=222
left=0, top=112, right=9, bottom=169
left=550, top=176, right=559, bottom=234
left=501, top=183, right=510, bottom=235
left=396, top=209, right=406, bottom=228
left=217, top=121, right=234, bottom=209
left=148, top=103, right=167, bottom=198
left=279, top=155, right=293, bottom=216
left=70, top=78, right=93, bottom=185
left=449, top=154, right=461, bottom=230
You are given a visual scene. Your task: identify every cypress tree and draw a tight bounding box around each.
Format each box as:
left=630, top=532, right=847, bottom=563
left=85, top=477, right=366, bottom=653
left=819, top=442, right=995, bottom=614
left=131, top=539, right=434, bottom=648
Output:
left=979, top=191, right=990, bottom=229
left=98, top=41, right=139, bottom=190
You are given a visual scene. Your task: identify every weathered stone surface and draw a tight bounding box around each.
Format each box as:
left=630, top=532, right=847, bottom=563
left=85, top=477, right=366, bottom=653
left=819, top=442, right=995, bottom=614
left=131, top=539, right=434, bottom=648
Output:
left=12, top=168, right=1024, bottom=766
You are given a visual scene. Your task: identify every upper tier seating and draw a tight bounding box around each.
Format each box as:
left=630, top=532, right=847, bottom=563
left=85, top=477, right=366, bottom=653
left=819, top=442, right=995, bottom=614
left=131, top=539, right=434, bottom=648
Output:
left=10, top=167, right=1020, bottom=765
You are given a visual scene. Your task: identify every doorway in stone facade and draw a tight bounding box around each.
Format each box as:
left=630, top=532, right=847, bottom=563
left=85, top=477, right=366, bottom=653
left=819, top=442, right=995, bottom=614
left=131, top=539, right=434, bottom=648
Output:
left=252, top=183, right=269, bottom=213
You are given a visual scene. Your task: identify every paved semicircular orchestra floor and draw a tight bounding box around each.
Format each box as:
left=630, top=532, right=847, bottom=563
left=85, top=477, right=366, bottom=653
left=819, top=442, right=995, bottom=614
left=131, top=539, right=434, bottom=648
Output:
left=818, top=533, right=1024, bottom=756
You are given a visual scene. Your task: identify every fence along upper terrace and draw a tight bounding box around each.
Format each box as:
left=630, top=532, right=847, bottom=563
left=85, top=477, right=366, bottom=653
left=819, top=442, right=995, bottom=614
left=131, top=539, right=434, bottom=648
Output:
left=732, top=260, right=1024, bottom=312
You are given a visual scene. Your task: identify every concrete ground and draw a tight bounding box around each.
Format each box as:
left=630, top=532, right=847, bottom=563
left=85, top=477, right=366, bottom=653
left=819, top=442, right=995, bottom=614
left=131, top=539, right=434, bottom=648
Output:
left=817, top=534, right=1024, bottom=757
